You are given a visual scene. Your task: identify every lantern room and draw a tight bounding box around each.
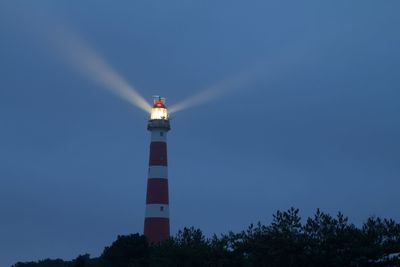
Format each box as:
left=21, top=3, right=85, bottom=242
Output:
left=150, top=97, right=169, bottom=120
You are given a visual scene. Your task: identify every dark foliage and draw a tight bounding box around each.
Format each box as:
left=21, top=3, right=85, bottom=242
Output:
left=13, top=208, right=400, bottom=267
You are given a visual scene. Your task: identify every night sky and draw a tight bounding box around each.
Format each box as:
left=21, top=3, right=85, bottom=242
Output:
left=1, top=1, right=399, bottom=266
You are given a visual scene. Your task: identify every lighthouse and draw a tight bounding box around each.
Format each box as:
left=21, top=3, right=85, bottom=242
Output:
left=144, top=96, right=171, bottom=243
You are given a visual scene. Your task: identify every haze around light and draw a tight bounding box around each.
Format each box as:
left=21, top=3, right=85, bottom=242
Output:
left=54, top=30, right=152, bottom=113
left=21, top=6, right=297, bottom=116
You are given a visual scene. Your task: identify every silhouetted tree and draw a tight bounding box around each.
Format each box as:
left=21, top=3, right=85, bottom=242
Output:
left=72, top=254, right=90, bottom=267
left=151, top=227, right=211, bottom=267
left=101, top=234, right=149, bottom=267
left=13, top=208, right=400, bottom=267
left=13, top=259, right=70, bottom=267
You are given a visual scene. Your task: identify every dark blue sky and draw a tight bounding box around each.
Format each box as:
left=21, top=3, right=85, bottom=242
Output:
left=1, top=1, right=399, bottom=266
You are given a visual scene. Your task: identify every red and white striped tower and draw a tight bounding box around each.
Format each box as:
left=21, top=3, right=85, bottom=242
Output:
left=144, top=97, right=171, bottom=243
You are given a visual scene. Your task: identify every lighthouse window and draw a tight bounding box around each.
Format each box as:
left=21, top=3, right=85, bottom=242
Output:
left=160, top=206, right=164, bottom=211
left=160, top=132, right=164, bottom=137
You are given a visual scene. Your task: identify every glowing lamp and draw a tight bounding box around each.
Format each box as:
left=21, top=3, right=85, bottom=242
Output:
left=150, top=98, right=169, bottom=120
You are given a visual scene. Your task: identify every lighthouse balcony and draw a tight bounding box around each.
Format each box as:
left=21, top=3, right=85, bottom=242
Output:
left=147, top=119, right=171, bottom=131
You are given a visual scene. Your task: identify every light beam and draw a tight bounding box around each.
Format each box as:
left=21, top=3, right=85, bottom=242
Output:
left=54, top=30, right=151, bottom=113
left=169, top=66, right=263, bottom=114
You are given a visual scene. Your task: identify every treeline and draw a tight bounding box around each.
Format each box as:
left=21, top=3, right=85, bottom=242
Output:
left=13, top=208, right=400, bottom=267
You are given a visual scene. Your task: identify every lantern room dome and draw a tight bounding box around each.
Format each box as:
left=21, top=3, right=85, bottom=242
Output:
left=153, top=100, right=166, bottom=108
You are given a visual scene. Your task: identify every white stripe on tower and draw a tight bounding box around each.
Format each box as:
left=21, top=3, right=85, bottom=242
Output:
left=145, top=204, right=170, bottom=218
left=148, top=166, right=168, bottom=179
left=150, top=130, right=167, bottom=142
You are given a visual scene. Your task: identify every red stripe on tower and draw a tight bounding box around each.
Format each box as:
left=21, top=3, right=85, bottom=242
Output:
left=149, top=142, right=168, bottom=166
left=144, top=218, right=169, bottom=243
left=144, top=97, right=171, bottom=243
left=146, top=178, right=169, bottom=203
